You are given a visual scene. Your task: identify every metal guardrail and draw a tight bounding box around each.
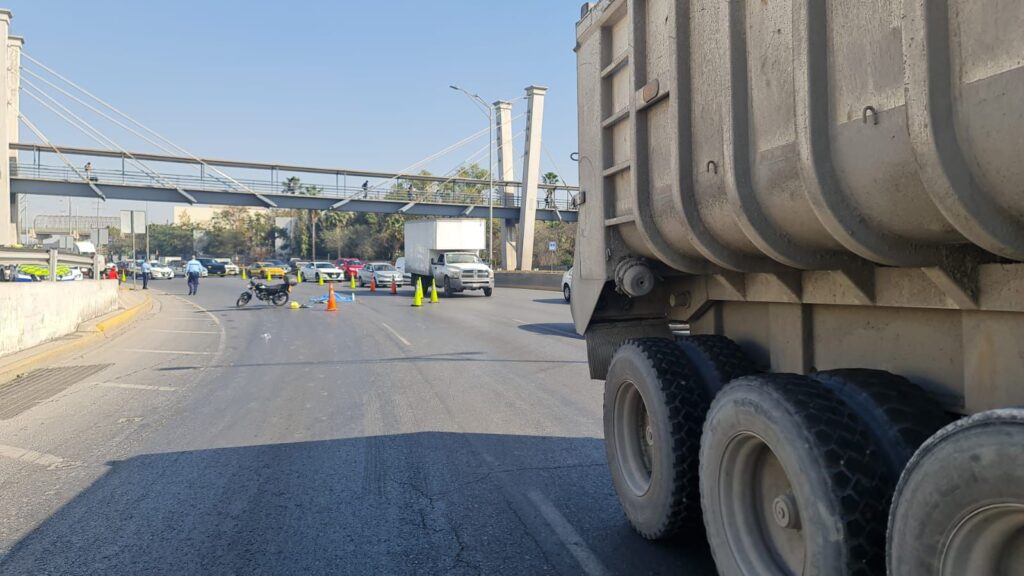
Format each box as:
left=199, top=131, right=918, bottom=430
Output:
left=0, top=247, right=101, bottom=281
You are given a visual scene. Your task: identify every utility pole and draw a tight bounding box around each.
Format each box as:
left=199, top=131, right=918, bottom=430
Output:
left=450, top=85, right=495, bottom=265
left=311, top=211, right=317, bottom=262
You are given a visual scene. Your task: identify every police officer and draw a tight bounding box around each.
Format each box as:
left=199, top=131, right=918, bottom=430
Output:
left=141, top=260, right=151, bottom=289
left=185, top=255, right=204, bottom=296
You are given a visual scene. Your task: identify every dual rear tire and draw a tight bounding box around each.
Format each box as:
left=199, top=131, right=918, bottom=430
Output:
left=602, top=337, right=979, bottom=575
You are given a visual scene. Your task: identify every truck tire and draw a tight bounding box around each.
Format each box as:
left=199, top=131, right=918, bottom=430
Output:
left=700, top=374, right=892, bottom=576
left=443, top=276, right=452, bottom=297
left=604, top=338, right=711, bottom=539
left=483, top=287, right=493, bottom=297
left=675, top=335, right=758, bottom=395
left=888, top=409, right=1024, bottom=576
left=809, top=369, right=951, bottom=477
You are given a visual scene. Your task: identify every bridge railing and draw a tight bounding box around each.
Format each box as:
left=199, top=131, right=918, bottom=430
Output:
left=16, top=164, right=580, bottom=212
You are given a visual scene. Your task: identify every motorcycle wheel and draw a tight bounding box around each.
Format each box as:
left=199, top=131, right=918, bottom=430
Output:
left=236, top=292, right=252, bottom=307
left=271, top=291, right=289, bottom=307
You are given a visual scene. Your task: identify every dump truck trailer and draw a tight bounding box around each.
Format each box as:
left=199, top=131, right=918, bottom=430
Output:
left=573, top=1, right=1024, bottom=574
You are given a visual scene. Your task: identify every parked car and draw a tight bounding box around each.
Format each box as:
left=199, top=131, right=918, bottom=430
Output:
left=214, top=258, right=239, bottom=275
left=337, top=258, right=364, bottom=280
left=197, top=258, right=226, bottom=276
left=268, top=259, right=293, bottom=273
left=249, top=261, right=287, bottom=279
left=562, top=268, right=573, bottom=302
left=299, top=261, right=344, bottom=283
left=395, top=257, right=412, bottom=285
left=359, top=262, right=404, bottom=288
left=148, top=261, right=175, bottom=280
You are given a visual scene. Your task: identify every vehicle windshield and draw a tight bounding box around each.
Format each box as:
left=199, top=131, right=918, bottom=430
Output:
left=347, top=260, right=363, bottom=266
left=372, top=264, right=396, bottom=271
left=314, top=262, right=334, bottom=269
left=447, top=254, right=481, bottom=264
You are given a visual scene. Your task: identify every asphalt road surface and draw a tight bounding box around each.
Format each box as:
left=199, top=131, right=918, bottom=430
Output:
left=0, top=277, right=715, bottom=575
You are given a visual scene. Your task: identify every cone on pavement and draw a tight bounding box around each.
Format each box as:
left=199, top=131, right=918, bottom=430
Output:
left=390, top=277, right=397, bottom=295
left=241, top=268, right=248, bottom=280
left=370, top=276, right=377, bottom=292
left=430, top=278, right=439, bottom=304
left=350, top=274, right=357, bottom=289
left=319, top=273, right=324, bottom=286
left=265, top=269, right=271, bottom=281
left=120, top=269, right=126, bottom=283
left=296, top=271, right=303, bottom=284
left=326, top=283, right=337, bottom=311
left=412, top=278, right=423, bottom=307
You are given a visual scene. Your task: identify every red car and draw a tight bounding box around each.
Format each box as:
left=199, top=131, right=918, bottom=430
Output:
left=336, top=258, right=364, bottom=280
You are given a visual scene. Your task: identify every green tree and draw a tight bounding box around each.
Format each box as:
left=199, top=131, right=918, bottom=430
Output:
left=147, top=223, right=194, bottom=259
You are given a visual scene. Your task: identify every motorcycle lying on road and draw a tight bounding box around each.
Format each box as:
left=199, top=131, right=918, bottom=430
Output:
left=236, top=277, right=295, bottom=307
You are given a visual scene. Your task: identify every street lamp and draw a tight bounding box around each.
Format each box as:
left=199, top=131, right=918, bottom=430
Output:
left=450, top=85, right=495, bottom=266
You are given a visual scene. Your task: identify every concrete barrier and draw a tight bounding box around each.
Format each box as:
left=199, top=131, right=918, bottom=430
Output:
left=494, top=271, right=564, bottom=292
left=0, top=280, right=119, bottom=358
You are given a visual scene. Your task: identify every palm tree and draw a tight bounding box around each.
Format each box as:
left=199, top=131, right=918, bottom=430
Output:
left=542, top=172, right=561, bottom=208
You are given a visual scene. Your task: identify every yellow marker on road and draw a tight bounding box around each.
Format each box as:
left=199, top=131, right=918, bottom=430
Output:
left=241, top=268, right=248, bottom=280
left=430, top=278, right=439, bottom=304
left=350, top=275, right=357, bottom=289
left=319, top=274, right=324, bottom=286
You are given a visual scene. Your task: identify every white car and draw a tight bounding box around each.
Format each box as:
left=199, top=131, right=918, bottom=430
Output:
left=58, top=267, right=84, bottom=281
left=562, top=268, right=573, bottom=302
left=214, top=258, right=239, bottom=275
left=358, top=262, right=404, bottom=288
left=148, top=261, right=175, bottom=280
left=300, top=261, right=345, bottom=283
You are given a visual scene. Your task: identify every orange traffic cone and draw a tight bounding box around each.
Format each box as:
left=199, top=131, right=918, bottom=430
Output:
left=326, top=283, right=337, bottom=312
left=370, top=276, right=377, bottom=292
left=390, top=277, right=397, bottom=295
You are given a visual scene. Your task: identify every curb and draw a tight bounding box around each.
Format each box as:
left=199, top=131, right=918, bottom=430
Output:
left=96, top=292, right=152, bottom=333
left=0, top=292, right=153, bottom=384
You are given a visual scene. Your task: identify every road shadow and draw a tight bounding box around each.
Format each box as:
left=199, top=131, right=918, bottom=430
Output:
left=0, top=432, right=714, bottom=575
left=153, top=351, right=587, bottom=372
left=517, top=323, right=584, bottom=340
left=533, top=298, right=569, bottom=305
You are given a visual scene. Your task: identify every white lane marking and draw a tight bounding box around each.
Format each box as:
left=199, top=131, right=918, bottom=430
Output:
left=122, top=349, right=213, bottom=355
left=527, top=491, right=610, bottom=576
left=98, top=382, right=177, bottom=392
left=381, top=322, right=412, bottom=347
left=153, top=330, right=219, bottom=335
left=0, top=444, right=77, bottom=470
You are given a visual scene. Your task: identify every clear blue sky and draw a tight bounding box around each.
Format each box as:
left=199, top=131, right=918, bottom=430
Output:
left=7, top=1, right=582, bottom=223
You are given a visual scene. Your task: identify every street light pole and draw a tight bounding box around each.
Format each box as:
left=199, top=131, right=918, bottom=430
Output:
left=450, top=85, right=494, bottom=266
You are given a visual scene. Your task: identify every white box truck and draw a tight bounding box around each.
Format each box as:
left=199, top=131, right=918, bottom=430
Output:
left=404, top=219, right=493, bottom=297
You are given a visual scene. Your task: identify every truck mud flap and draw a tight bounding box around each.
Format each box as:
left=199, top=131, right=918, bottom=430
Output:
left=585, top=320, right=672, bottom=380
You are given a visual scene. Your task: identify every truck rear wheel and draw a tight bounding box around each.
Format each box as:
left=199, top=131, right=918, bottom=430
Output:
left=604, top=338, right=711, bottom=539
left=700, top=374, right=891, bottom=575
left=888, top=409, right=1024, bottom=576
left=809, top=369, right=951, bottom=476
left=675, top=335, right=758, bottom=394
